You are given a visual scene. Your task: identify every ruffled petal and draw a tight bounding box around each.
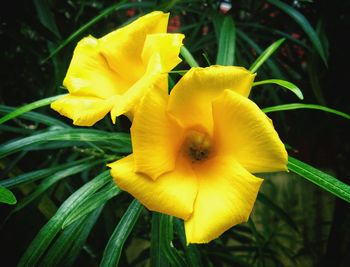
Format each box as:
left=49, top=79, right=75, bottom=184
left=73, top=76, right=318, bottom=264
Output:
left=63, top=36, right=130, bottom=98
left=185, top=156, right=263, bottom=244
left=142, top=33, right=184, bottom=73
left=168, top=66, right=255, bottom=135
left=51, top=95, right=115, bottom=126
left=109, top=155, right=198, bottom=220
left=99, top=11, right=169, bottom=83
left=212, top=90, right=288, bottom=173
left=130, top=85, right=183, bottom=180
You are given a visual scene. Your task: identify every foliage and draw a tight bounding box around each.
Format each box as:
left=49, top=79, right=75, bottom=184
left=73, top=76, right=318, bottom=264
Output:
left=1, top=0, right=349, bottom=266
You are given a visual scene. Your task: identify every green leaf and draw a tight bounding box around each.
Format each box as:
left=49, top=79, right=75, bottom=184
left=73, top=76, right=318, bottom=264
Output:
left=262, top=103, right=350, bottom=120
left=151, top=212, right=170, bottom=267
left=157, top=214, right=187, bottom=267
left=249, top=38, right=285, bottom=73
left=180, top=46, right=199, bottom=67
left=62, top=182, right=121, bottom=228
left=40, top=1, right=155, bottom=64
left=236, top=29, right=284, bottom=78
left=216, top=16, right=236, bottom=65
left=253, top=79, right=304, bottom=100
left=62, top=207, right=103, bottom=267
left=40, top=207, right=103, bottom=267
left=100, top=199, right=143, bottom=267
left=0, top=158, right=93, bottom=188
left=267, top=0, right=328, bottom=65
left=257, top=193, right=298, bottom=232
left=0, top=105, right=69, bottom=127
left=288, top=156, right=350, bottom=203
left=0, top=95, right=66, bottom=125
left=0, top=186, right=17, bottom=205
left=173, top=218, right=203, bottom=267
left=0, top=128, right=131, bottom=159
left=18, top=171, right=112, bottom=267
left=11, top=159, right=102, bottom=214
left=33, top=0, right=61, bottom=39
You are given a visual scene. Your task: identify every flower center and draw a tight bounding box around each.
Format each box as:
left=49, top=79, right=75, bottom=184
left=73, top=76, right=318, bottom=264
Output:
left=183, top=129, right=212, bottom=163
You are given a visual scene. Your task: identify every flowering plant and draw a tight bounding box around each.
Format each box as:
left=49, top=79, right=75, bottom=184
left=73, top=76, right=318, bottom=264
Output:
left=1, top=2, right=349, bottom=266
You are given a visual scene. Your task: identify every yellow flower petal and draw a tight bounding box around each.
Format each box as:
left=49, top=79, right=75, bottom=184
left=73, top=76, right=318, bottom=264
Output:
left=212, top=90, right=288, bottom=173
left=185, top=156, right=263, bottom=244
left=142, top=33, right=184, bottom=73
left=63, top=36, right=130, bottom=98
left=168, top=66, right=255, bottom=135
left=99, top=11, right=169, bottom=83
left=130, top=85, right=183, bottom=180
left=51, top=95, right=114, bottom=126
left=109, top=155, right=198, bottom=220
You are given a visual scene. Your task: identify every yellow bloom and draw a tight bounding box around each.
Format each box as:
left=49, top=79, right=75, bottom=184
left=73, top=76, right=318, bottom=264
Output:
left=109, top=66, right=288, bottom=244
left=51, top=11, right=184, bottom=126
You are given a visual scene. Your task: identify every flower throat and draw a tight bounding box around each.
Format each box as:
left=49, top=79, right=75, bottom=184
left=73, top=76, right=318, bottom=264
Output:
left=183, top=129, right=212, bottom=163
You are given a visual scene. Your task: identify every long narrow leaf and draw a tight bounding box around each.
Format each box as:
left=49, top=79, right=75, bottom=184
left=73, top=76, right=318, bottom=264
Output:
left=0, top=157, right=93, bottom=188
left=180, top=46, right=199, bottom=67
left=0, top=105, right=69, bottom=127
left=288, top=156, right=350, bottom=203
left=62, top=207, right=103, bottom=266
left=216, top=16, right=236, bottom=65
left=253, top=79, right=303, bottom=100
left=0, top=128, right=131, bottom=159
left=40, top=206, right=103, bottom=267
left=40, top=1, right=154, bottom=64
left=11, top=159, right=103, bottom=214
left=249, top=38, right=285, bottom=73
left=257, top=193, right=298, bottom=232
left=62, top=182, right=121, bottom=228
left=173, top=218, right=203, bottom=267
left=262, top=103, right=350, bottom=120
left=267, top=0, right=328, bottom=65
left=100, top=199, right=143, bottom=267
left=0, top=186, right=17, bottom=205
left=0, top=95, right=65, bottom=125
left=151, top=212, right=170, bottom=267
left=159, top=214, right=188, bottom=267
left=18, top=171, right=112, bottom=266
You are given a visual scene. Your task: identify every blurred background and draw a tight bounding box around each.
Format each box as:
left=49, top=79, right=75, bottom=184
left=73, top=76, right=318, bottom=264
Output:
left=1, top=0, right=349, bottom=266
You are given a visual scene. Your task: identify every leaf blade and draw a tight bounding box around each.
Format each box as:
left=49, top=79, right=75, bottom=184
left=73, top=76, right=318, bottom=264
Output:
left=253, top=79, right=304, bottom=100
left=288, top=156, right=350, bottom=203
left=0, top=186, right=17, bottom=205
left=216, top=16, right=236, bottom=66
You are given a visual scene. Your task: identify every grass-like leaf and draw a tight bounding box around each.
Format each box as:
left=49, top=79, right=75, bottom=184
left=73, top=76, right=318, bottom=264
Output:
left=151, top=212, right=171, bottom=267
left=288, top=156, right=350, bottom=203
left=216, top=16, right=236, bottom=65
left=158, top=214, right=188, bottom=267
left=0, top=186, right=17, bottom=205
left=173, top=218, right=203, bottom=267
left=253, top=79, right=304, bottom=100
left=257, top=193, right=298, bottom=232
left=249, top=38, right=285, bottom=73
left=262, top=103, right=350, bottom=120
left=10, top=159, right=103, bottom=214
left=0, top=158, right=93, bottom=188
left=180, top=46, right=199, bottom=67
left=40, top=207, right=103, bottom=267
left=0, top=95, right=65, bottom=125
left=62, top=181, right=121, bottom=228
left=18, top=171, right=112, bottom=267
left=267, top=0, right=328, bottom=65
left=0, top=128, right=131, bottom=159
left=0, top=105, right=69, bottom=127
left=100, top=199, right=143, bottom=267
left=40, top=1, right=155, bottom=64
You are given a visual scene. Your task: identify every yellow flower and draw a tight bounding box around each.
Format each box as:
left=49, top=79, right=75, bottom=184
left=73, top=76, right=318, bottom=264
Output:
left=51, top=11, right=184, bottom=126
left=109, top=66, right=288, bottom=244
